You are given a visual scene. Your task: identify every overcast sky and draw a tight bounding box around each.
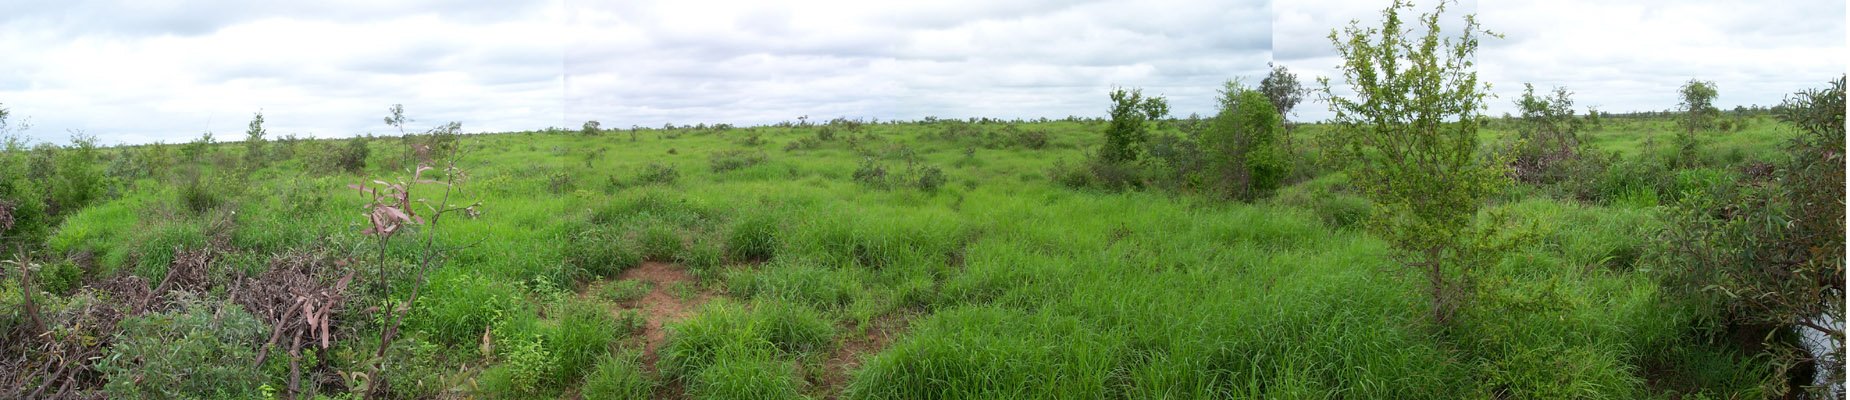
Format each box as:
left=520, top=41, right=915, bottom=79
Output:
left=0, top=0, right=1841, bottom=145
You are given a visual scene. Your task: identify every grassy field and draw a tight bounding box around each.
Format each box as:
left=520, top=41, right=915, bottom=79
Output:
left=0, top=110, right=1814, bottom=398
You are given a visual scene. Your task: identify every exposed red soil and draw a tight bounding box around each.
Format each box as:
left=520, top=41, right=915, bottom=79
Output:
left=814, top=313, right=912, bottom=399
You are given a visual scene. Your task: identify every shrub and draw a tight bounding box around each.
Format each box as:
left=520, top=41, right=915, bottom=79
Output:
left=709, top=149, right=766, bottom=173
left=636, top=163, right=678, bottom=185
left=99, top=295, right=267, bottom=399
left=36, top=258, right=81, bottom=296
left=1204, top=83, right=1289, bottom=201
left=852, top=158, right=889, bottom=189
left=478, top=335, right=561, bottom=399
left=48, top=134, right=105, bottom=215
left=1506, top=83, right=1587, bottom=185
left=1013, top=128, right=1050, bottom=149
left=582, top=352, right=653, bottom=400
left=915, top=165, right=946, bottom=193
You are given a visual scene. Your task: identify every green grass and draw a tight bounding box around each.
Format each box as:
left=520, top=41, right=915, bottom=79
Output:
left=16, top=116, right=1797, bottom=398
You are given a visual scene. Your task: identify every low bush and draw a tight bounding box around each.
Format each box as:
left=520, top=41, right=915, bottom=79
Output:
left=478, top=335, right=561, bottom=399
left=635, top=163, right=678, bottom=185
left=914, top=165, right=946, bottom=193
left=98, top=295, right=267, bottom=399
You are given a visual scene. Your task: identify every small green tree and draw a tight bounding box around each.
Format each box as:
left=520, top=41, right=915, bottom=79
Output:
left=1100, top=87, right=1167, bottom=164
left=582, top=120, right=601, bottom=136
left=1317, top=0, right=1505, bottom=325
left=1677, top=79, right=1720, bottom=133
left=1204, top=83, right=1288, bottom=201
left=1674, top=79, right=1718, bottom=167
left=243, top=111, right=268, bottom=168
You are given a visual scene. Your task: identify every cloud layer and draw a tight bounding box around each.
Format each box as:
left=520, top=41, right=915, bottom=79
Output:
left=0, top=0, right=1841, bottom=145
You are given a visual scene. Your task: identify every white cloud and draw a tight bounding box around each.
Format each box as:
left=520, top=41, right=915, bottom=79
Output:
left=0, top=0, right=1841, bottom=145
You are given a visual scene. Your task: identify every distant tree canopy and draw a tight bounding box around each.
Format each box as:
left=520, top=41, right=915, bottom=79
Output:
left=1259, top=63, right=1306, bottom=121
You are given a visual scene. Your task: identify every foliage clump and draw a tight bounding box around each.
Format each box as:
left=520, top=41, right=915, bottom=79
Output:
left=98, top=295, right=268, bottom=399
left=1203, top=82, right=1289, bottom=201
left=1317, top=0, right=1506, bottom=325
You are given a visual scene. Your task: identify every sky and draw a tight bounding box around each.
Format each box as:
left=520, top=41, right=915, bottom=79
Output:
left=0, top=0, right=1842, bottom=145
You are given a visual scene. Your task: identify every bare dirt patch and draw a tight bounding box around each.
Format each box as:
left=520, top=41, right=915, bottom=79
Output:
left=584, top=261, right=715, bottom=399
left=607, top=262, right=712, bottom=363
left=813, top=313, right=912, bottom=399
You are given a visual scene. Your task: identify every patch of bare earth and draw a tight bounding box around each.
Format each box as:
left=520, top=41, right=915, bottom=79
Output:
left=593, top=261, right=713, bottom=399
left=813, top=314, right=912, bottom=399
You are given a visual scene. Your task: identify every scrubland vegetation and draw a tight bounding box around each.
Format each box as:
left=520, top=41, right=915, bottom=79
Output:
left=1, top=1, right=1844, bottom=399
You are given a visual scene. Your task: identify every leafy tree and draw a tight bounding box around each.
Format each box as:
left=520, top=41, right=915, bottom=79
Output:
left=1100, top=87, right=1167, bottom=164
left=1204, top=83, right=1288, bottom=201
left=582, top=120, right=601, bottom=136
left=1259, top=63, right=1306, bottom=120
left=243, top=111, right=267, bottom=168
left=1677, top=79, right=1720, bottom=133
left=1673, top=79, right=1718, bottom=167
left=1316, top=0, right=1505, bottom=325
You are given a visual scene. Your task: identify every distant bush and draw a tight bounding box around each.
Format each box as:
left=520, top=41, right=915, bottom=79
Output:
left=709, top=149, right=766, bottom=173
left=1013, top=127, right=1050, bottom=149
left=582, top=120, right=601, bottom=136
left=98, top=295, right=267, bottom=399
left=915, top=165, right=946, bottom=193
left=635, top=163, right=679, bottom=185
left=852, top=158, right=889, bottom=188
